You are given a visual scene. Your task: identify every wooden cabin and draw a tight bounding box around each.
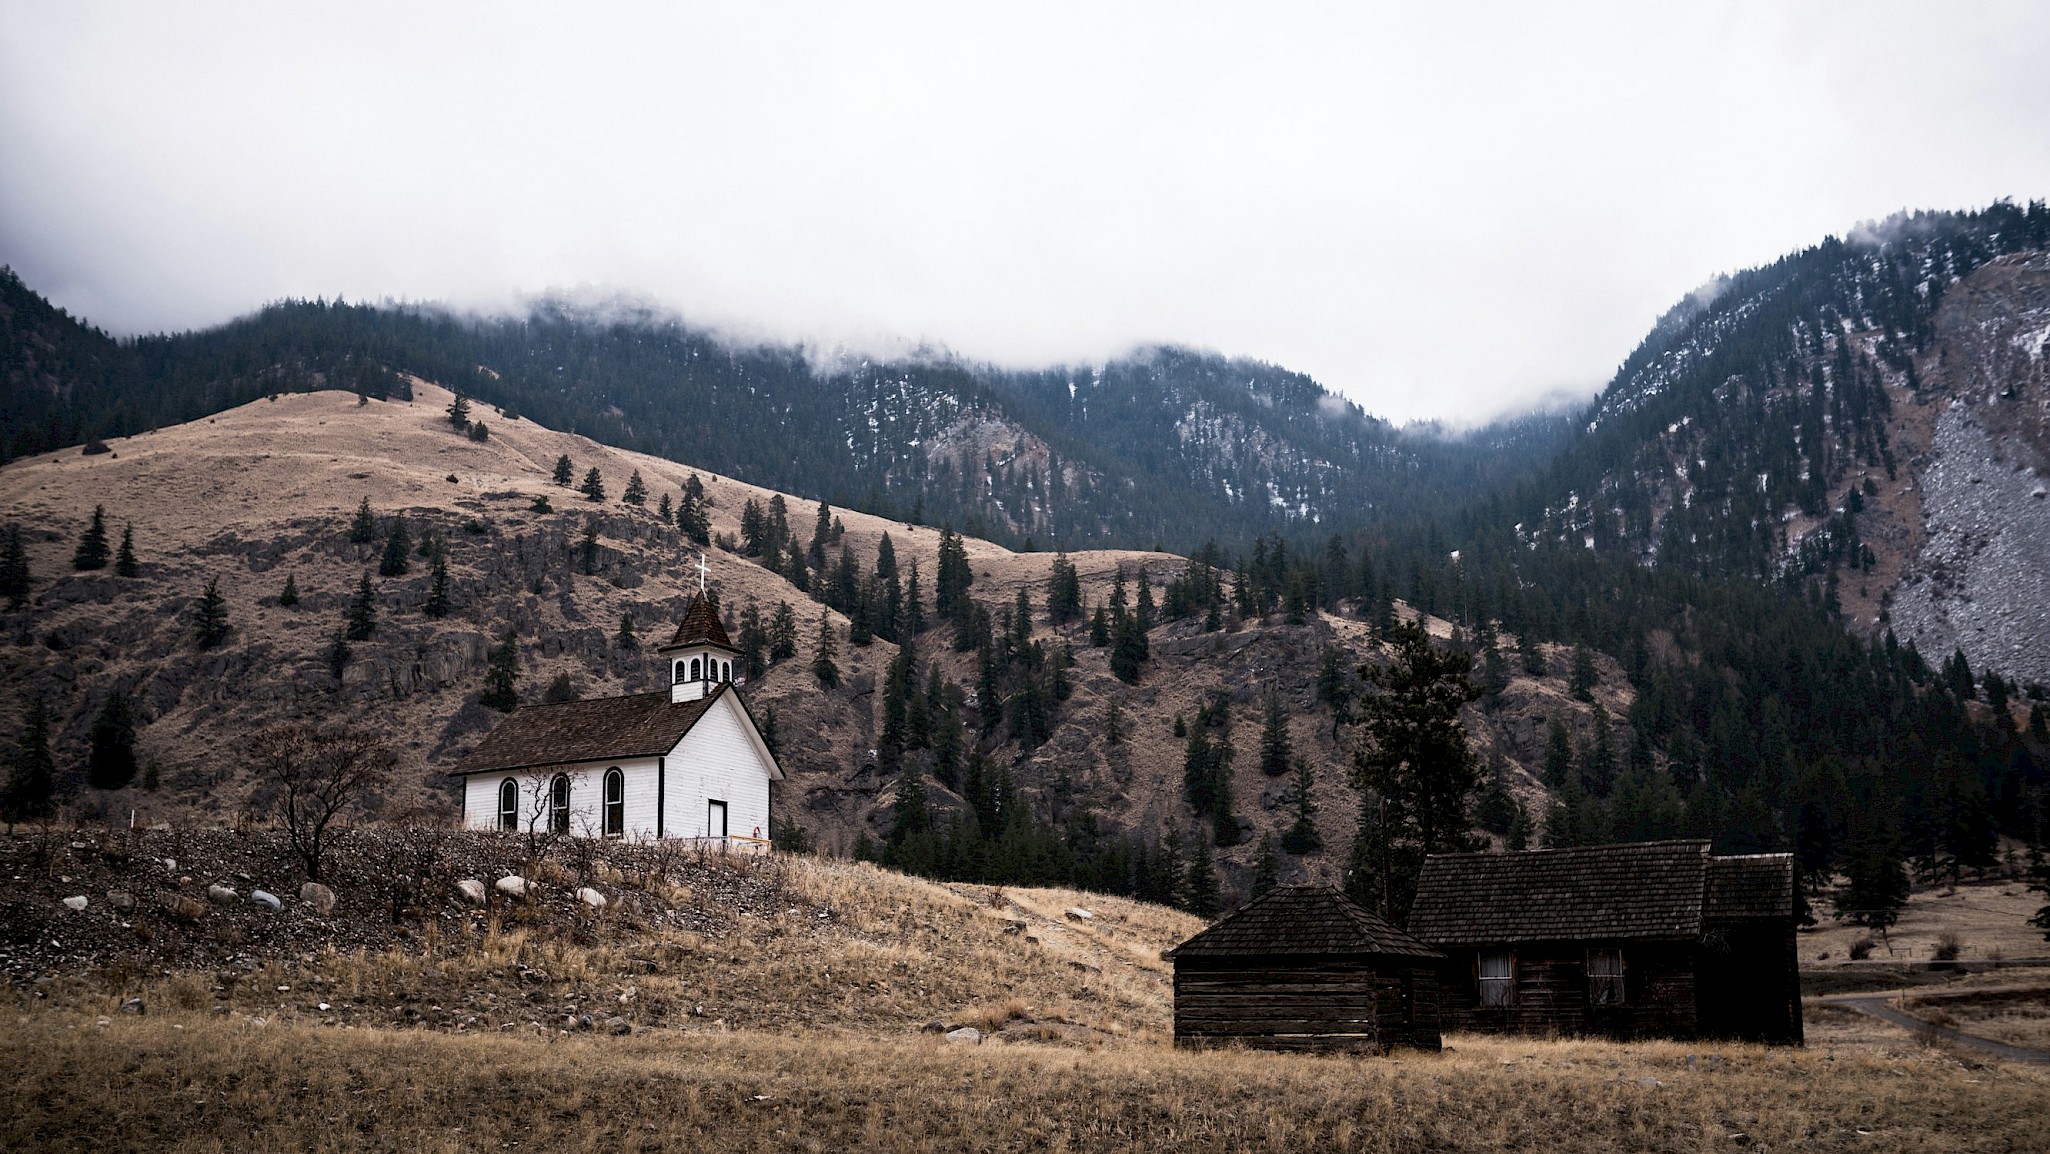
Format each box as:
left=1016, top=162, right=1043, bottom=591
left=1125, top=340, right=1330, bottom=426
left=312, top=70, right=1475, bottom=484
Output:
left=1408, top=840, right=1802, bottom=1045
left=1166, top=885, right=1444, bottom=1052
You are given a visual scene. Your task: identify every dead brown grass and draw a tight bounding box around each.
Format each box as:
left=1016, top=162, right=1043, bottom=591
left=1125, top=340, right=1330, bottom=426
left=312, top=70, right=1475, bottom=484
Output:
left=4, top=1010, right=2043, bottom=1154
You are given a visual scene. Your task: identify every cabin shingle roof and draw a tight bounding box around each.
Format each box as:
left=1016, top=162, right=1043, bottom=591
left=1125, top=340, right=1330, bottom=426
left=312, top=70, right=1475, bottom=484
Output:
left=661, top=594, right=736, bottom=652
left=1705, top=854, right=1796, bottom=922
left=1409, top=841, right=1797, bottom=945
left=1410, top=840, right=1710, bottom=944
left=1167, top=886, right=1443, bottom=960
left=452, top=689, right=720, bottom=776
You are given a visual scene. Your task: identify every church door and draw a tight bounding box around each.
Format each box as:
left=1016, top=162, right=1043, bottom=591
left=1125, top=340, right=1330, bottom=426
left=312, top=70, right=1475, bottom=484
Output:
left=707, top=799, right=728, bottom=840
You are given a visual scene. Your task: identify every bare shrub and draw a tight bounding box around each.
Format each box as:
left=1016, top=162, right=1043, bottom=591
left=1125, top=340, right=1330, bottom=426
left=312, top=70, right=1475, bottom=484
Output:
left=1849, top=937, right=1875, bottom=960
left=247, top=726, right=393, bottom=882
left=1932, top=932, right=1962, bottom=961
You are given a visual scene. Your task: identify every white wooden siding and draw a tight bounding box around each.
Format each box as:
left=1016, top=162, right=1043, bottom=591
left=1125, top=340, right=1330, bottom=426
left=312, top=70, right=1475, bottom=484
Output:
left=664, top=694, right=776, bottom=841
left=461, top=757, right=662, bottom=839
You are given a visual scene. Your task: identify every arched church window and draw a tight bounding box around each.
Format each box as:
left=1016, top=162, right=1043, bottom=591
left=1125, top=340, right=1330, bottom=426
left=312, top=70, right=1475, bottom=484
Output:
left=603, top=768, right=624, bottom=837
left=497, top=779, right=518, bottom=831
left=691, top=657, right=702, bottom=681
left=549, top=773, right=571, bottom=834
left=673, top=660, right=685, bottom=684
left=721, top=660, right=731, bottom=682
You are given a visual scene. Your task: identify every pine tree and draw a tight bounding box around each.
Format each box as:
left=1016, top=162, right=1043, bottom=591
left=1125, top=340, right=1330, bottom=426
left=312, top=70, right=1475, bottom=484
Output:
left=1102, top=698, right=1125, bottom=745
left=85, top=690, right=138, bottom=790
left=1570, top=645, right=1598, bottom=701
left=551, top=455, right=574, bottom=486
left=481, top=631, right=520, bottom=711
left=446, top=393, right=472, bottom=429
left=467, top=421, right=489, bottom=442
left=344, top=572, right=377, bottom=640
left=1183, top=834, right=1222, bottom=916
left=114, top=525, right=139, bottom=577
left=325, top=626, right=352, bottom=680
left=0, top=523, right=29, bottom=609
left=811, top=611, right=839, bottom=688
left=622, top=470, right=648, bottom=506
left=1839, top=839, right=1910, bottom=939
left=2, top=697, right=57, bottom=823
left=1110, top=612, right=1146, bottom=684
left=737, top=601, right=767, bottom=678
left=1046, top=552, right=1082, bottom=624
left=1252, top=835, right=1280, bottom=899
left=769, top=601, right=799, bottom=661
left=1347, top=619, right=1483, bottom=922
left=194, top=577, right=230, bottom=649
left=1089, top=605, right=1109, bottom=648
left=379, top=515, right=411, bottom=577
left=278, top=572, right=300, bottom=607
left=657, top=492, right=673, bottom=523
left=1282, top=756, right=1322, bottom=853
left=73, top=504, right=110, bottom=570
left=579, top=467, right=606, bottom=501
left=616, top=611, right=638, bottom=651
left=904, top=559, right=926, bottom=636
left=935, top=527, right=972, bottom=623
left=1259, top=691, right=1293, bottom=777
left=348, top=497, right=378, bottom=543
left=423, top=555, right=450, bottom=618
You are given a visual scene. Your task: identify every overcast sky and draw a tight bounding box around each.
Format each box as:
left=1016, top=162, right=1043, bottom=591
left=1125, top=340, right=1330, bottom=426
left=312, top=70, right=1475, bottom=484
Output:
left=3, top=4, right=2048, bottom=424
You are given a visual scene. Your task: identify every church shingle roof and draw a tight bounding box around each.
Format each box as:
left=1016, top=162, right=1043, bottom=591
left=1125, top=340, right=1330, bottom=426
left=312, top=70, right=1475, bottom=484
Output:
left=1167, top=886, right=1443, bottom=960
left=452, top=688, right=721, bottom=775
left=661, top=594, right=736, bottom=652
left=1408, top=840, right=1795, bottom=945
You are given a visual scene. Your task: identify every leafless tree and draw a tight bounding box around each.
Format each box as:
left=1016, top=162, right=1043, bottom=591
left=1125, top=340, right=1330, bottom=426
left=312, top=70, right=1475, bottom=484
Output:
left=249, top=726, right=393, bottom=882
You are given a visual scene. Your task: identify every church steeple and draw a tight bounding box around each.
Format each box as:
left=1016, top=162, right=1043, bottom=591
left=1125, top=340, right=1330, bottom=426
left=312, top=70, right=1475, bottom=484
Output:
left=659, top=582, right=741, bottom=703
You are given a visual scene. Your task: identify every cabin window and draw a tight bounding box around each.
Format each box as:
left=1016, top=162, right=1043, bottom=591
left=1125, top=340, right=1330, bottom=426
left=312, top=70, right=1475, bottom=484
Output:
left=549, top=773, right=571, bottom=834
left=1478, top=950, right=1514, bottom=1007
left=691, top=657, right=702, bottom=681
left=603, top=768, right=624, bottom=837
left=1588, top=948, right=1626, bottom=1006
left=497, top=778, right=518, bottom=830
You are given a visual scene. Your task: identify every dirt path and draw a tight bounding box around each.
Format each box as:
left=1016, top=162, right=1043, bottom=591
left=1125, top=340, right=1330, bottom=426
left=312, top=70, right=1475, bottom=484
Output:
left=1809, top=992, right=2050, bottom=1064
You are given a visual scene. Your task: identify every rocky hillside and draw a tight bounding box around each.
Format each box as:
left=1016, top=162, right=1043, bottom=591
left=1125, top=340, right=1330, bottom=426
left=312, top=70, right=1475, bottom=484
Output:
left=0, top=383, right=1621, bottom=899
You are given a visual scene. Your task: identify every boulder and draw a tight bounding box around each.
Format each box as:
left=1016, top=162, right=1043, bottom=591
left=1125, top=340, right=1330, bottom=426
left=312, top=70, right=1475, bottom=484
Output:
left=456, top=879, right=488, bottom=907
left=1063, top=907, right=1094, bottom=922
left=119, top=998, right=146, bottom=1015
left=944, top=1027, right=982, bottom=1044
left=495, top=876, right=528, bottom=899
left=299, top=882, right=337, bottom=914
left=206, top=884, right=239, bottom=906
left=106, top=891, right=136, bottom=913
left=62, top=895, right=88, bottom=911
left=576, top=887, right=607, bottom=910
left=250, top=890, right=283, bottom=912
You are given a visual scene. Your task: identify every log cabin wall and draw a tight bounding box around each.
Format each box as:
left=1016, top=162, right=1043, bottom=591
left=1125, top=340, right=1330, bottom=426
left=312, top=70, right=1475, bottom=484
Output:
left=1435, top=942, right=1698, bottom=1040
left=1173, top=957, right=1386, bottom=1052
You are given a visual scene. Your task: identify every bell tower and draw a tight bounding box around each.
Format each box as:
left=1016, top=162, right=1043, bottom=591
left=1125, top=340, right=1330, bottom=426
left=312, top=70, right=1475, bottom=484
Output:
left=659, top=556, right=742, bottom=703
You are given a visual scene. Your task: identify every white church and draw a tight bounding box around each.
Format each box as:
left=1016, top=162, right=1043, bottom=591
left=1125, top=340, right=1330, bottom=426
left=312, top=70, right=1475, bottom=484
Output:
left=453, top=591, right=784, bottom=848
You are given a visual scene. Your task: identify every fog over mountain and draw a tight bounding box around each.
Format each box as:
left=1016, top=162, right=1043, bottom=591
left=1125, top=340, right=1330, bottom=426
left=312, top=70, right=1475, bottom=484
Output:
left=4, top=3, right=2050, bottom=423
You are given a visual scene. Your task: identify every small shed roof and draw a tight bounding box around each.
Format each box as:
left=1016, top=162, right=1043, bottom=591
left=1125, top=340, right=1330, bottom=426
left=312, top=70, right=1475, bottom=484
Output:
left=1167, top=886, right=1442, bottom=961
left=1410, top=840, right=1712, bottom=944
left=452, top=688, right=720, bottom=776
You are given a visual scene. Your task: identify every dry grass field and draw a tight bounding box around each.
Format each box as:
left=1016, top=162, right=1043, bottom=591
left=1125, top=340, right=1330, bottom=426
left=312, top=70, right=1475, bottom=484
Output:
left=6, top=1010, right=2046, bottom=1153
left=7, top=838, right=2050, bottom=1152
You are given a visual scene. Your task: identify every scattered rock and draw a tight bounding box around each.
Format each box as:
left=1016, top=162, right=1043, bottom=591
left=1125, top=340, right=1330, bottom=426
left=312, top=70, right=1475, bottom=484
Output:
left=944, top=1027, right=982, bottom=1044
left=206, top=884, right=239, bottom=906
left=576, top=887, right=607, bottom=910
left=161, top=858, right=177, bottom=874
left=607, top=1018, right=631, bottom=1036
left=456, top=879, right=488, bottom=907
left=250, top=890, right=283, bottom=912
left=299, top=882, right=336, bottom=914
left=119, top=998, right=146, bottom=1015
left=62, top=895, right=88, bottom=911
left=164, top=894, right=207, bottom=922
left=1063, top=907, right=1094, bottom=922
left=495, top=876, right=528, bottom=899
left=106, top=891, right=135, bottom=913
left=921, top=1020, right=947, bottom=1033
